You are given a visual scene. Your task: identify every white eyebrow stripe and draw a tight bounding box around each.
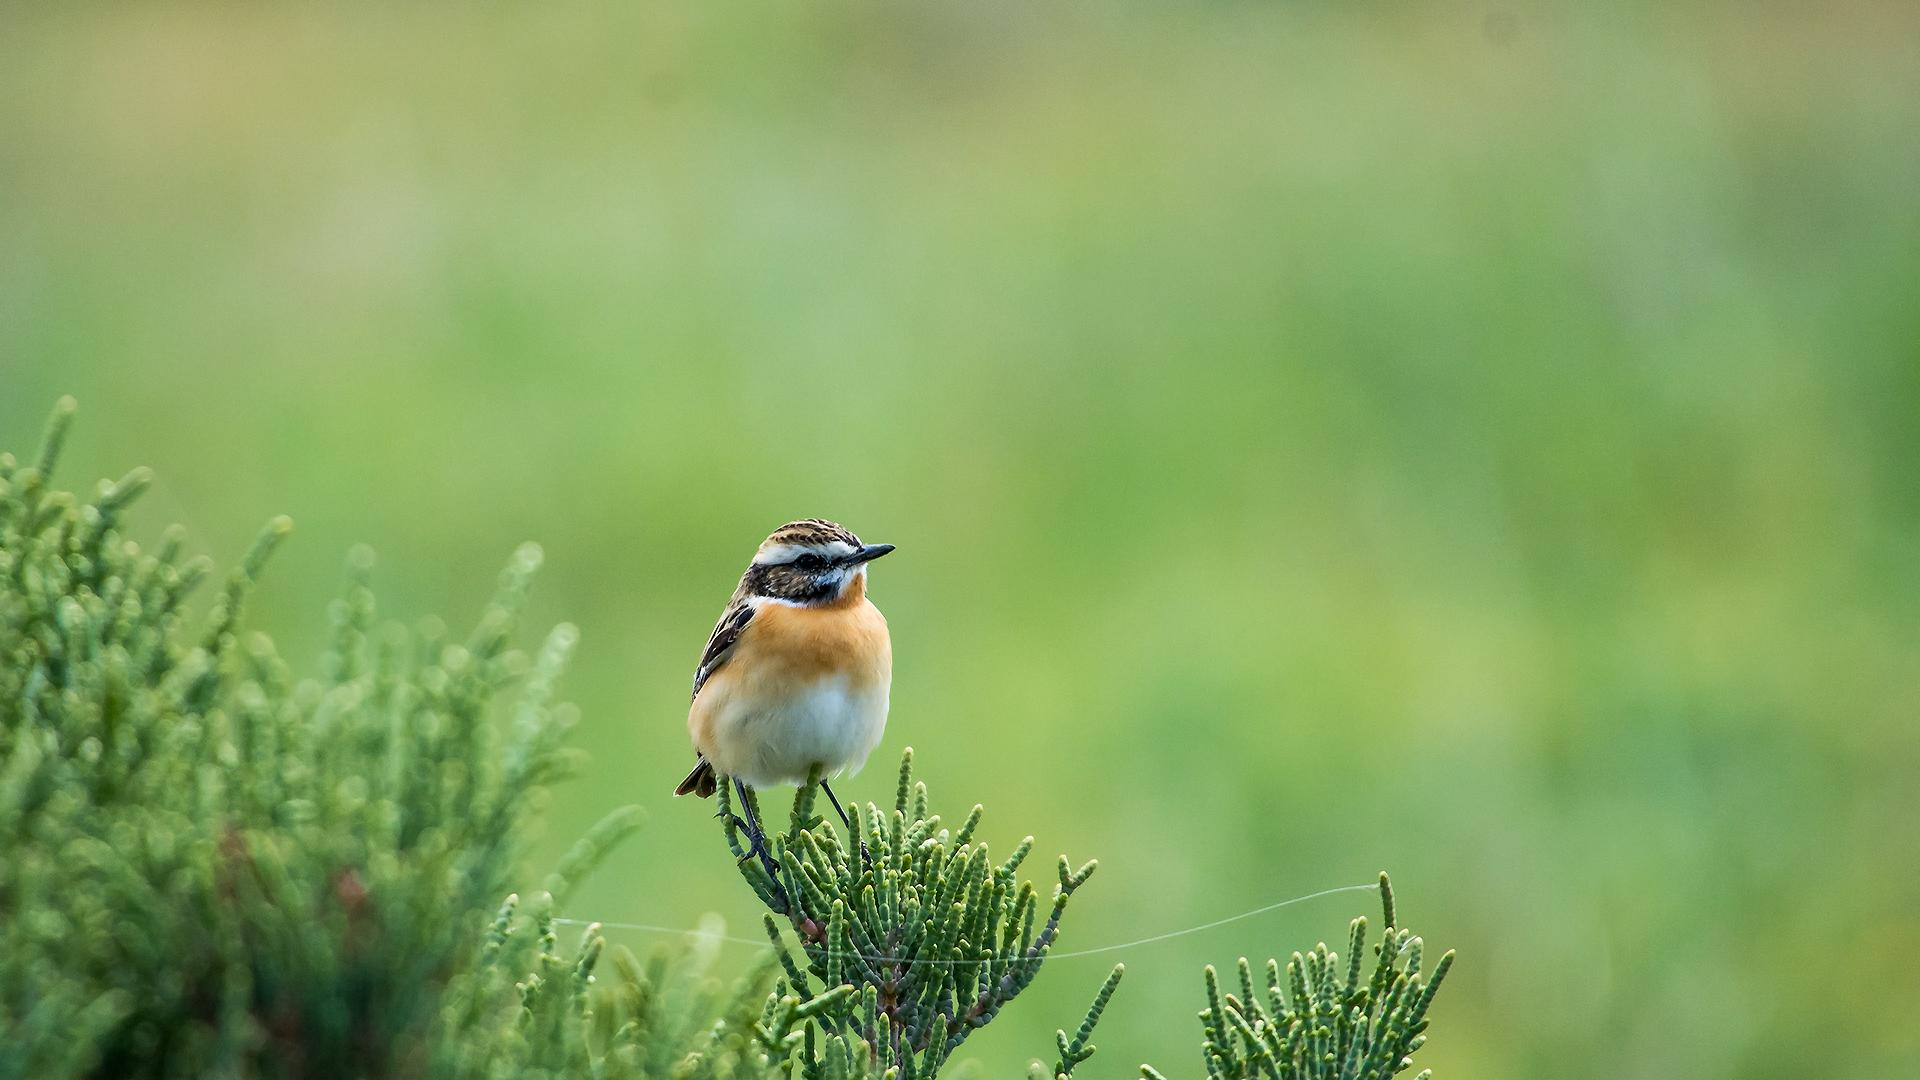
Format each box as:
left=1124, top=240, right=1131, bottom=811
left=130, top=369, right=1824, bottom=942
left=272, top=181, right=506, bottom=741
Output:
left=751, top=540, right=857, bottom=566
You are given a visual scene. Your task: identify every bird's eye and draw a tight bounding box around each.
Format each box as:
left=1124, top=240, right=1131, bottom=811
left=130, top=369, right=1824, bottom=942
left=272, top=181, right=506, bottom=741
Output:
left=792, top=553, right=825, bottom=571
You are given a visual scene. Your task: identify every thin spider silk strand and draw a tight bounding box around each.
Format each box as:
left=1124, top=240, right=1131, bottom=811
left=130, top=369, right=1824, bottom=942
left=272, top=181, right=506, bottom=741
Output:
left=552, top=883, right=1379, bottom=966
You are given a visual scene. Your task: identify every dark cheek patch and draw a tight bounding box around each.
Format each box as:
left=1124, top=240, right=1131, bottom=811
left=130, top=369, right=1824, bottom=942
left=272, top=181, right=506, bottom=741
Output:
left=756, top=566, right=836, bottom=603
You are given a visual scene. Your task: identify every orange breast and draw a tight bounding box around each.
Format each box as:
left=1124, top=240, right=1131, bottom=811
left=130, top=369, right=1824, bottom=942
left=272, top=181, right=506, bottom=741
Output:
left=686, top=574, right=892, bottom=762
left=734, top=597, right=891, bottom=688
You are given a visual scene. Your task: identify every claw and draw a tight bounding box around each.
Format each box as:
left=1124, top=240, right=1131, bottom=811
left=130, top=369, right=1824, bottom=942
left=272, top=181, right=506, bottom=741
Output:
left=747, top=829, right=780, bottom=877
left=746, top=833, right=793, bottom=910
left=723, top=776, right=794, bottom=912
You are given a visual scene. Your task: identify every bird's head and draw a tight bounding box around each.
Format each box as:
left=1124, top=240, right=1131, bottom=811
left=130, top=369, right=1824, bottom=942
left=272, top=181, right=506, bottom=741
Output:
left=742, top=519, right=894, bottom=604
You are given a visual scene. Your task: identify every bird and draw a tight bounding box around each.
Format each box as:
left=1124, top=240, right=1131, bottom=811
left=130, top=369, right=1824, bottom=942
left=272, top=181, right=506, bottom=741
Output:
left=674, top=519, right=894, bottom=856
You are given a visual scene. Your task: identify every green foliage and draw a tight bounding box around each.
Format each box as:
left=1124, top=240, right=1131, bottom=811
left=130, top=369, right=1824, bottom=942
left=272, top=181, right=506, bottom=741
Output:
left=0, top=400, right=631, bottom=1079
left=1044, top=963, right=1125, bottom=1080
left=1159, top=876, right=1450, bottom=1080
left=710, top=749, right=1098, bottom=1076
left=700, top=764, right=1450, bottom=1080
left=432, top=898, right=786, bottom=1080
left=417, top=752, right=1130, bottom=1080
left=717, top=753, right=1100, bottom=1080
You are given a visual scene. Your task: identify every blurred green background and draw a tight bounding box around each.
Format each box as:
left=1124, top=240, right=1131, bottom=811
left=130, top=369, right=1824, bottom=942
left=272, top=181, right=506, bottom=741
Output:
left=4, top=1, right=1917, bottom=1076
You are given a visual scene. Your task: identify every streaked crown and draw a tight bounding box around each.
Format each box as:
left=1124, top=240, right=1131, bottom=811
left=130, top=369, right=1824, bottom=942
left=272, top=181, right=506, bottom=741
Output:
left=742, top=519, right=894, bottom=604
left=753, top=519, right=864, bottom=565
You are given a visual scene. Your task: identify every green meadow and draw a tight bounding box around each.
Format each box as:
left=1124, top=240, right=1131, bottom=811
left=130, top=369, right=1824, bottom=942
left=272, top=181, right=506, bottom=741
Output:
left=3, top=2, right=1916, bottom=1076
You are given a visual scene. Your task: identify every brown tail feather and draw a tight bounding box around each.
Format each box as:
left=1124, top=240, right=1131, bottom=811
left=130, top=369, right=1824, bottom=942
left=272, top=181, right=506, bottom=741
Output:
left=675, top=758, right=717, bottom=798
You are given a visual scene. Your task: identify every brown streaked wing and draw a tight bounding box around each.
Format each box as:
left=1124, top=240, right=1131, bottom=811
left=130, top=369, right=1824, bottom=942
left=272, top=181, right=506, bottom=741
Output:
left=692, top=599, right=755, bottom=701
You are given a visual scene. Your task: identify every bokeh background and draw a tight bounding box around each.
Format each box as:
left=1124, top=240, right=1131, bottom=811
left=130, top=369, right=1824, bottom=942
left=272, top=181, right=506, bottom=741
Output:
left=4, top=1, right=1918, bottom=1076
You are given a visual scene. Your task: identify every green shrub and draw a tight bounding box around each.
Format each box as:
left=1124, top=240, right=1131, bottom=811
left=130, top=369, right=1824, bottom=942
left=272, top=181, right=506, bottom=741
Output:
left=0, top=397, right=645, bottom=1078
left=1153, top=875, right=1449, bottom=1080
left=0, top=400, right=1451, bottom=1080
left=703, top=765, right=1449, bottom=1080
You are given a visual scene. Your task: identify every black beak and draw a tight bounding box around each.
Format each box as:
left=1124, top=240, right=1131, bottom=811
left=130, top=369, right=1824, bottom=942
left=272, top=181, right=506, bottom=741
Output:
left=853, top=543, right=895, bottom=563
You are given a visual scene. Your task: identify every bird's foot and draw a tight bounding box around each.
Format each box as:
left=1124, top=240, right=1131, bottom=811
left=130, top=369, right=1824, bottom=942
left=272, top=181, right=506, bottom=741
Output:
left=734, top=819, right=786, bottom=894
left=716, top=809, right=756, bottom=858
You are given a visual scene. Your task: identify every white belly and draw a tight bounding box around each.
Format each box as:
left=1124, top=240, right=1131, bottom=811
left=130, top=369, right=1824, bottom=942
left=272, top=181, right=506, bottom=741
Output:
left=707, top=673, right=890, bottom=790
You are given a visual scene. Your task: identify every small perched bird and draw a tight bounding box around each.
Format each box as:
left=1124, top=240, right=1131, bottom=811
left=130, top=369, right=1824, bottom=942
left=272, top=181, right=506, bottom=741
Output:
left=674, top=519, right=894, bottom=846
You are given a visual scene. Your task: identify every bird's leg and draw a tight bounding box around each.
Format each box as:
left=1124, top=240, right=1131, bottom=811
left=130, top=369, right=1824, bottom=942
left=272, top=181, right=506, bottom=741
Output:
left=820, top=780, right=871, bottom=870
left=819, top=780, right=853, bottom=830
left=735, top=778, right=787, bottom=893
left=734, top=778, right=768, bottom=853
left=713, top=777, right=754, bottom=860
left=715, top=807, right=749, bottom=854
left=715, top=805, right=754, bottom=860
